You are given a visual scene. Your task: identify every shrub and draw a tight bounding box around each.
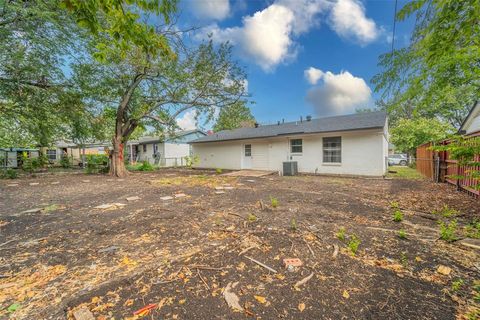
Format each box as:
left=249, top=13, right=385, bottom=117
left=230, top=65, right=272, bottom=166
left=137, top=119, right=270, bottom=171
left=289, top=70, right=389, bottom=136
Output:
left=336, top=227, right=346, bottom=241
left=22, top=153, right=48, bottom=173
left=60, top=156, right=72, bottom=168
left=0, top=168, right=17, bottom=179
left=347, top=234, right=361, bottom=256
left=85, top=154, right=109, bottom=174
left=137, top=161, right=155, bottom=171
left=185, top=155, right=199, bottom=168
left=439, top=219, right=458, bottom=242
left=398, top=229, right=407, bottom=239
left=393, top=209, right=403, bottom=222
left=215, top=168, right=223, bottom=174
left=270, top=197, right=278, bottom=208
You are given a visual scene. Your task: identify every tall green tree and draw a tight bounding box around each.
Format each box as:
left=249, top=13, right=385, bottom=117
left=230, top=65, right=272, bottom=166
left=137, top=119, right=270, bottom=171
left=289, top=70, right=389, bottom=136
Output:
left=372, top=0, right=479, bottom=127
left=390, top=117, right=454, bottom=156
left=213, top=102, right=255, bottom=132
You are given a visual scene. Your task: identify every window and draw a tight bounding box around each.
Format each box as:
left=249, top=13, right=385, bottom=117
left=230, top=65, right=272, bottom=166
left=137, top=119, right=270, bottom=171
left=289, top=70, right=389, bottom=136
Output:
left=142, top=144, right=147, bottom=152
left=323, top=137, right=341, bottom=163
left=153, top=144, right=158, bottom=154
left=46, top=149, right=57, bottom=161
left=290, top=139, right=303, bottom=154
left=244, top=144, right=251, bottom=157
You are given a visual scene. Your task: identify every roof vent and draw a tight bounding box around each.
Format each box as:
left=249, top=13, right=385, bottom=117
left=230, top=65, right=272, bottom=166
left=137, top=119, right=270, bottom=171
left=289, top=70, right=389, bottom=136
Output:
left=306, top=115, right=312, bottom=121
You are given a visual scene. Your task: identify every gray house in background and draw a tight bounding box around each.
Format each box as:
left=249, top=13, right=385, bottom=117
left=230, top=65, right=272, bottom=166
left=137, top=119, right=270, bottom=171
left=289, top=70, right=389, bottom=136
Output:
left=127, top=129, right=206, bottom=165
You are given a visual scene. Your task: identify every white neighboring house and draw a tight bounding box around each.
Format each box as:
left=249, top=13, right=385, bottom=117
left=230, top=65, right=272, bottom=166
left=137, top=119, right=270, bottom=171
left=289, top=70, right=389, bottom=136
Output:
left=190, top=112, right=389, bottom=177
left=459, top=101, right=480, bottom=136
left=127, top=130, right=206, bottom=165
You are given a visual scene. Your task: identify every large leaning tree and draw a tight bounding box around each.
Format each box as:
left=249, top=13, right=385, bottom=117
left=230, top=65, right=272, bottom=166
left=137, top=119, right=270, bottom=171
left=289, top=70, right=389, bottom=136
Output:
left=372, top=0, right=479, bottom=127
left=74, top=38, right=248, bottom=176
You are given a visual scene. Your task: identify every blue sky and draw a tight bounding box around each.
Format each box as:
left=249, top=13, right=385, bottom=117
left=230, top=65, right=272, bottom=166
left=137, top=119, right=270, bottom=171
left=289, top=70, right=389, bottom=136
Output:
left=175, top=0, right=415, bottom=129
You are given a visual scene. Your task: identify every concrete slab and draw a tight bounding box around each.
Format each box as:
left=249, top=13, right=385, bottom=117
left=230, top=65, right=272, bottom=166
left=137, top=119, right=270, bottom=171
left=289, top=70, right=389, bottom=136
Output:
left=174, top=193, right=187, bottom=198
left=29, top=182, right=40, bottom=186
left=160, top=196, right=174, bottom=201
left=222, top=170, right=275, bottom=177
left=126, top=196, right=141, bottom=201
left=215, top=191, right=226, bottom=194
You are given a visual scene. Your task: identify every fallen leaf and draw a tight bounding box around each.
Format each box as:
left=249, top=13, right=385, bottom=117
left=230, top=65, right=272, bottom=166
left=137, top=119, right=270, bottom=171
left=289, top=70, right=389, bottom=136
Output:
left=342, top=290, right=350, bottom=299
left=254, top=295, right=267, bottom=304
left=223, top=282, right=243, bottom=312
left=178, top=299, right=186, bottom=305
left=437, top=265, right=451, bottom=276
left=124, top=299, right=134, bottom=307
left=298, top=303, right=305, bottom=312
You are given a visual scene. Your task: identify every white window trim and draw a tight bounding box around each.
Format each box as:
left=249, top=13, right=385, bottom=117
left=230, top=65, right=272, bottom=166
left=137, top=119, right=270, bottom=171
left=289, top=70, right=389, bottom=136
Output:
left=322, top=137, right=342, bottom=164
left=290, top=139, right=303, bottom=155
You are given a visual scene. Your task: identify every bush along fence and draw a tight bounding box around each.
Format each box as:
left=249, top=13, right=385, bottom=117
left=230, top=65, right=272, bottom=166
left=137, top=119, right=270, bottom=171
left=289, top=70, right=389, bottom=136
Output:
left=416, top=136, right=480, bottom=198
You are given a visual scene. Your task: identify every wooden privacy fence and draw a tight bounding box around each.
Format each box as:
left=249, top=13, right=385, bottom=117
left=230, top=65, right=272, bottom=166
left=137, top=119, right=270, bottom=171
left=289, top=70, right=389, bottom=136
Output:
left=416, top=140, right=479, bottom=198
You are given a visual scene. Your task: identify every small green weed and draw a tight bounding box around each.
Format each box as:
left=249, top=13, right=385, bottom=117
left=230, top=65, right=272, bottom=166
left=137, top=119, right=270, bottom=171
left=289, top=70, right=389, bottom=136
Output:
left=1, top=168, right=17, bottom=179
left=347, top=234, right=361, bottom=256
left=390, top=201, right=399, bottom=209
left=247, top=213, right=258, bottom=223
left=473, top=280, right=480, bottom=303
left=290, top=218, right=297, bottom=231
left=451, top=278, right=464, bottom=292
left=393, top=209, right=403, bottom=222
left=439, top=219, right=458, bottom=242
left=270, top=197, right=278, bottom=208
left=336, top=227, right=346, bottom=241
left=215, top=168, right=223, bottom=174
left=465, top=220, right=480, bottom=239
left=400, top=252, right=408, bottom=267
left=398, top=229, right=407, bottom=239
left=433, top=205, right=459, bottom=218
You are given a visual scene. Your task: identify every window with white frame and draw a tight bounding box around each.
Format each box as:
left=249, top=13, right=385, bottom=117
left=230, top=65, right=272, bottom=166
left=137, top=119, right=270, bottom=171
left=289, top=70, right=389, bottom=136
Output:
left=46, top=149, right=57, bottom=161
left=244, top=144, right=251, bottom=157
left=323, top=137, right=341, bottom=163
left=290, top=139, right=303, bottom=154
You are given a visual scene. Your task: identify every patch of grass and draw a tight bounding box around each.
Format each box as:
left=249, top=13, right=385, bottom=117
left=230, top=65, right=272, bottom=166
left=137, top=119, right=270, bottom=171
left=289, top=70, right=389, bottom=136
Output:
left=432, top=205, right=459, bottom=218
left=270, top=196, right=278, bottom=208
left=451, top=278, right=464, bottom=292
left=0, top=168, right=18, bottom=179
left=215, top=168, right=223, bottom=174
left=336, top=227, right=346, bottom=241
left=347, top=234, right=361, bottom=256
left=290, top=218, right=297, bottom=231
left=439, top=219, right=458, bottom=242
left=247, top=213, right=257, bottom=223
left=43, top=204, right=59, bottom=213
left=387, top=166, right=423, bottom=179
left=464, top=220, right=480, bottom=239
left=390, top=201, right=399, bottom=209
left=398, top=229, right=407, bottom=239
left=473, top=280, right=480, bottom=302
left=400, top=252, right=408, bottom=267
left=128, top=161, right=155, bottom=172
left=393, top=209, right=403, bottom=222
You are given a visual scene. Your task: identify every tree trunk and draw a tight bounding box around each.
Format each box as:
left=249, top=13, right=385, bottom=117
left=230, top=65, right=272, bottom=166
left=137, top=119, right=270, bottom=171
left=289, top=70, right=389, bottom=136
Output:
left=109, top=135, right=128, bottom=177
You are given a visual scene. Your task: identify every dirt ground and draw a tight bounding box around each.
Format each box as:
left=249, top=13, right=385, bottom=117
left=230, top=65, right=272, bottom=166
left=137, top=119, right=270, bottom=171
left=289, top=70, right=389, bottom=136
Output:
left=0, top=169, right=479, bottom=320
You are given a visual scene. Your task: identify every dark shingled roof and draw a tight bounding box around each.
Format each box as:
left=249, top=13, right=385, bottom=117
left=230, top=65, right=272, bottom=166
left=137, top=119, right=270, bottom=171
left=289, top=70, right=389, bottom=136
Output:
left=191, top=111, right=387, bottom=143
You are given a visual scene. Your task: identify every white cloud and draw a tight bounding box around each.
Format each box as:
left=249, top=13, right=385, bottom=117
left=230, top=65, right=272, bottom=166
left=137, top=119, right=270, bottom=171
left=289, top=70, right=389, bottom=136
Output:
left=190, top=0, right=230, bottom=21
left=305, top=69, right=371, bottom=116
left=176, top=110, right=198, bottom=130
left=304, top=67, right=324, bottom=85
left=329, top=0, right=379, bottom=45
left=201, top=0, right=326, bottom=71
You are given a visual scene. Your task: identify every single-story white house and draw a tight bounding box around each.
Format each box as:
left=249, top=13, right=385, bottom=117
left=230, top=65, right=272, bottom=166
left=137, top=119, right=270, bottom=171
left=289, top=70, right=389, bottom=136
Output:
left=190, top=112, right=389, bottom=176
left=127, top=129, right=206, bottom=165
left=459, top=101, right=480, bottom=136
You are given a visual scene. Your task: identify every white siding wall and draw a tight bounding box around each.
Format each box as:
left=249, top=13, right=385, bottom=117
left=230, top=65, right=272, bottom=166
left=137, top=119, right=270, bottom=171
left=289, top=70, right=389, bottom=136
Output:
left=193, top=142, right=242, bottom=169
left=164, top=143, right=190, bottom=158
left=193, top=129, right=387, bottom=176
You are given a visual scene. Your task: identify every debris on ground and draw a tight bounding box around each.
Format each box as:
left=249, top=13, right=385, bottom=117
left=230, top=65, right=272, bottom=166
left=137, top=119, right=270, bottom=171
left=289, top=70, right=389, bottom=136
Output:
left=126, top=196, right=140, bottom=201
left=223, top=282, right=243, bottom=312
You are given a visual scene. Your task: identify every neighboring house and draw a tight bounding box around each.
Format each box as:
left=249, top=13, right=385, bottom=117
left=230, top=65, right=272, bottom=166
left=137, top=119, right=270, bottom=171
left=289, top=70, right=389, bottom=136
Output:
left=459, top=101, right=480, bottom=136
left=127, top=130, right=206, bottom=165
left=0, top=148, right=39, bottom=168
left=190, top=112, right=389, bottom=177
left=46, top=140, right=110, bottom=166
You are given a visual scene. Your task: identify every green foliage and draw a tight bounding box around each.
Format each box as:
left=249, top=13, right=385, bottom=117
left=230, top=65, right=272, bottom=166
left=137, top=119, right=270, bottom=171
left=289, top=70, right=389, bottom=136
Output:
left=215, top=168, right=223, bottom=174
left=270, top=197, right=278, bottom=208
left=398, top=229, right=407, bottom=239
left=390, top=201, right=399, bottom=209
left=347, top=234, right=361, bottom=256
left=60, top=156, right=72, bottom=168
left=439, top=219, right=458, bottom=242
left=21, top=153, right=48, bottom=173
left=390, top=118, right=453, bottom=156
left=138, top=161, right=155, bottom=172
left=400, top=252, right=408, bottom=267
left=387, top=166, right=424, bottom=179
left=464, top=220, right=480, bottom=239
left=393, top=209, right=403, bottom=222
left=0, top=168, right=18, bottom=179
left=336, top=227, right=346, bottom=241
left=184, top=155, right=199, bottom=168
left=85, top=154, right=108, bottom=174
left=373, top=1, right=479, bottom=127
left=432, top=205, right=459, bottom=218
left=473, top=280, right=480, bottom=303
left=290, top=218, right=297, bottom=231
left=451, top=279, right=464, bottom=292
left=213, top=101, right=255, bottom=132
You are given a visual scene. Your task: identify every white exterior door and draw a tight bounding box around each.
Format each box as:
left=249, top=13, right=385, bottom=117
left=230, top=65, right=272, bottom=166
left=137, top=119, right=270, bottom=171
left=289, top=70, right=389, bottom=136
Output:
left=242, top=144, right=252, bottom=169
